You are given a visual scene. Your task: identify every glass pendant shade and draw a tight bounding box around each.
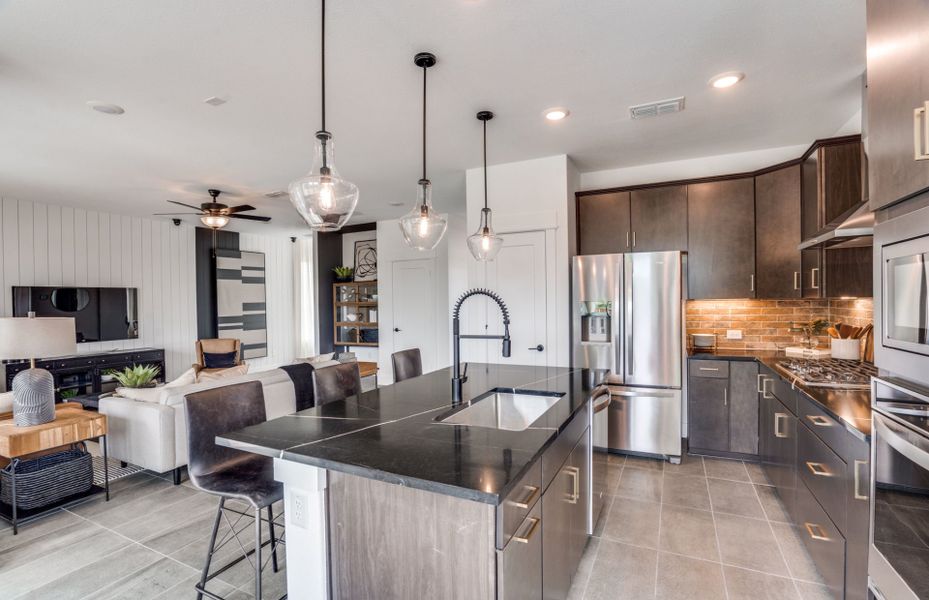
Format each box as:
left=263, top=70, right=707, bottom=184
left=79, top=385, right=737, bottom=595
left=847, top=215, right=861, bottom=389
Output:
left=200, top=214, right=230, bottom=229
left=399, top=180, right=447, bottom=250
left=467, top=207, right=503, bottom=261
left=289, top=136, right=359, bottom=231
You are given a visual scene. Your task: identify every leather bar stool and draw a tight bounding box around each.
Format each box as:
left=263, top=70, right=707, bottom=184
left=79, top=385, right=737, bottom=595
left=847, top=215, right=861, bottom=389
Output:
left=311, top=362, right=362, bottom=406
left=184, top=381, right=284, bottom=600
left=391, top=348, right=423, bottom=383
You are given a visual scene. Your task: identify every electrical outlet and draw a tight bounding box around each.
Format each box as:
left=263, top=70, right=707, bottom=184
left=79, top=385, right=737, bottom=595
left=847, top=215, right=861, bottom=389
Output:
left=291, top=492, right=309, bottom=529
left=726, top=329, right=743, bottom=340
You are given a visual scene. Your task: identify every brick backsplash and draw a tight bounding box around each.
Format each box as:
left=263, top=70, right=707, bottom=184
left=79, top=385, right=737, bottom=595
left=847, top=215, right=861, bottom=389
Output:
left=685, top=298, right=873, bottom=350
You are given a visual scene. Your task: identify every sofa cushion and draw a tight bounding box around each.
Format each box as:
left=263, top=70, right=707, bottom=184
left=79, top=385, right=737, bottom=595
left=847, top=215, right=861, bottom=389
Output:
left=165, top=368, right=197, bottom=388
left=197, top=364, right=249, bottom=382
left=203, top=351, right=238, bottom=369
left=0, top=391, right=13, bottom=414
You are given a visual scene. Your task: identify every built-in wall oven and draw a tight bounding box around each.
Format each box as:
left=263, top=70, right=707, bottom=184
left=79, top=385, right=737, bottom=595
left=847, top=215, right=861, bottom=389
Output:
left=870, top=377, right=929, bottom=600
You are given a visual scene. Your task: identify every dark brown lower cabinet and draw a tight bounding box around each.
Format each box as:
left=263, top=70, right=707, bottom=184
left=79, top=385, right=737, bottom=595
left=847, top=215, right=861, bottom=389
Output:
left=795, top=481, right=846, bottom=600
left=689, top=376, right=729, bottom=452
left=688, top=360, right=759, bottom=456
left=844, top=436, right=870, bottom=600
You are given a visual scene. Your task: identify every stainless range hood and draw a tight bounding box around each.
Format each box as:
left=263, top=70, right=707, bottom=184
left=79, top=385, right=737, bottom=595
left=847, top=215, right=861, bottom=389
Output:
left=798, top=202, right=874, bottom=250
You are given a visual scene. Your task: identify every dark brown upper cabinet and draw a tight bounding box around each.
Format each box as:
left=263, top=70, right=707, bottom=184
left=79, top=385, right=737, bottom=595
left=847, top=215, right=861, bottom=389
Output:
left=755, top=165, right=802, bottom=298
left=629, top=186, right=688, bottom=252
left=824, top=246, right=873, bottom=298
left=801, top=248, right=823, bottom=298
left=801, top=140, right=864, bottom=241
left=577, top=191, right=630, bottom=254
left=867, top=0, right=929, bottom=210
left=687, top=178, right=756, bottom=299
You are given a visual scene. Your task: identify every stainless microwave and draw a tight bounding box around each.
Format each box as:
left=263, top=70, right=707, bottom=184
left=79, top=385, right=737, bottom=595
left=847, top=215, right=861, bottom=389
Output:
left=882, top=234, right=929, bottom=356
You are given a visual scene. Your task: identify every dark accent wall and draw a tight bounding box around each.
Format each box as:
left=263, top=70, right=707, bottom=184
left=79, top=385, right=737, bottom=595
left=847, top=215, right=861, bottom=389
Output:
left=315, top=231, right=342, bottom=355
left=195, top=227, right=239, bottom=339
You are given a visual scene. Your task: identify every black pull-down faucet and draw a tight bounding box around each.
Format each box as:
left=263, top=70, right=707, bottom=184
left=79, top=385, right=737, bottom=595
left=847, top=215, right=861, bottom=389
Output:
left=452, top=288, right=511, bottom=402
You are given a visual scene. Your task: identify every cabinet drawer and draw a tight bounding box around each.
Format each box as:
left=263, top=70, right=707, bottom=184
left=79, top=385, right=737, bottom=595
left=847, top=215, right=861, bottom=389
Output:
left=497, top=461, right=542, bottom=550
left=798, top=424, right=847, bottom=534
left=497, top=500, right=542, bottom=600
left=688, top=360, right=729, bottom=378
left=795, top=481, right=845, bottom=600
left=542, top=405, right=589, bottom=493
left=796, top=393, right=847, bottom=457
left=769, top=374, right=797, bottom=415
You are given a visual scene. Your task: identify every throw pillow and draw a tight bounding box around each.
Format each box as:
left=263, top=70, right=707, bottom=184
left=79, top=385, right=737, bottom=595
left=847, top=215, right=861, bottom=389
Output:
left=0, top=391, right=13, bottom=413
left=164, top=367, right=197, bottom=388
left=116, top=386, right=166, bottom=403
left=203, top=351, right=238, bottom=369
left=196, top=364, right=249, bottom=382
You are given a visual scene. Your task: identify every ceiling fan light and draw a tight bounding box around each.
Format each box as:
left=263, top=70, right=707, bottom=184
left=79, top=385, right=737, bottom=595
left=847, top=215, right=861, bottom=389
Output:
left=201, top=214, right=230, bottom=229
left=289, top=136, right=359, bottom=231
left=399, top=180, right=447, bottom=250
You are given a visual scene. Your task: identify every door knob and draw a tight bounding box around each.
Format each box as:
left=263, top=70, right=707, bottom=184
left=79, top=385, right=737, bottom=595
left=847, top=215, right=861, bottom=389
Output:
left=393, top=328, right=401, bottom=332
left=529, top=344, right=544, bottom=351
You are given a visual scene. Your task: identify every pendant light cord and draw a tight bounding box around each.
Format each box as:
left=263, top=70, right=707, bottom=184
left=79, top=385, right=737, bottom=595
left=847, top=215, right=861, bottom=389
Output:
left=421, top=65, right=427, bottom=183
left=483, top=118, right=488, bottom=211
left=320, top=0, right=326, bottom=133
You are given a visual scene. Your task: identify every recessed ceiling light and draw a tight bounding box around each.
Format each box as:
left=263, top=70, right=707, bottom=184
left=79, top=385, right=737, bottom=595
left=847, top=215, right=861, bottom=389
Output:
left=709, top=72, right=744, bottom=89
left=86, top=101, right=125, bottom=115
left=204, top=96, right=227, bottom=107
left=544, top=107, right=570, bottom=121
left=388, top=201, right=404, bottom=207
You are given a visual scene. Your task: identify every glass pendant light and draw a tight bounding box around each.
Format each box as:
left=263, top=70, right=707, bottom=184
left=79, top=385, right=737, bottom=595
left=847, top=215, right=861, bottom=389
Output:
left=467, top=111, right=504, bottom=261
left=399, top=52, right=448, bottom=250
left=288, top=0, right=359, bottom=231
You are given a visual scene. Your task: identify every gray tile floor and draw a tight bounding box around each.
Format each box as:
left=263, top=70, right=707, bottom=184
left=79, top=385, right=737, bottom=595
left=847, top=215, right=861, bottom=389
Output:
left=568, top=454, right=833, bottom=600
left=0, top=471, right=285, bottom=600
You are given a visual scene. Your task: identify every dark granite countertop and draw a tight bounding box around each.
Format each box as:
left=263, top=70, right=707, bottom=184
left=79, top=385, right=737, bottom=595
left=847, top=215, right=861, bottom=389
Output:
left=216, top=363, right=589, bottom=505
left=688, top=348, right=872, bottom=440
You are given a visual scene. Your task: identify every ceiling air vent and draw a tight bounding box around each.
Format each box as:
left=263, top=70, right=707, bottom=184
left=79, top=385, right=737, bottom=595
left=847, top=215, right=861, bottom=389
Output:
left=629, top=96, right=685, bottom=120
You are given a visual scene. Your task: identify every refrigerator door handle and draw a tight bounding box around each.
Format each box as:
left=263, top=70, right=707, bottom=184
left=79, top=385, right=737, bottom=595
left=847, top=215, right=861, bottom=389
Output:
left=614, top=256, right=624, bottom=383
left=626, top=257, right=634, bottom=377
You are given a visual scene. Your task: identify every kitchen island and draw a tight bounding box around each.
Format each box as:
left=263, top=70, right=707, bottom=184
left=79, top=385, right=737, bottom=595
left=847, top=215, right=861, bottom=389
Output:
left=217, top=363, right=597, bottom=600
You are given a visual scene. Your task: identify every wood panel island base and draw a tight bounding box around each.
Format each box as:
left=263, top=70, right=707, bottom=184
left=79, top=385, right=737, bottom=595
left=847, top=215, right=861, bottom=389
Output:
left=218, top=364, right=595, bottom=600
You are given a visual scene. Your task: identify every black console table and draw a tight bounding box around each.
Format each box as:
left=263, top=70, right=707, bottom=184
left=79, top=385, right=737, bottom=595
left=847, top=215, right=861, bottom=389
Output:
left=2, top=348, right=166, bottom=402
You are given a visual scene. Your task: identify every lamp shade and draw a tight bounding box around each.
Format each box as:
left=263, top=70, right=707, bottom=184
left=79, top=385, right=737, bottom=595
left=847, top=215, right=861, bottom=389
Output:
left=0, top=317, right=77, bottom=360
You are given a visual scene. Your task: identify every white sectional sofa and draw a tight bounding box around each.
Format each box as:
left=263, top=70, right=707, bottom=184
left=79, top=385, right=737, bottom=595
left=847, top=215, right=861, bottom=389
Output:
left=99, top=368, right=302, bottom=480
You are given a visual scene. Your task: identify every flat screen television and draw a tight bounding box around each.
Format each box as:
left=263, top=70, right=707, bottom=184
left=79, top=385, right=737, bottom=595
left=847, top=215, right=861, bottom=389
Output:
left=12, top=286, right=139, bottom=343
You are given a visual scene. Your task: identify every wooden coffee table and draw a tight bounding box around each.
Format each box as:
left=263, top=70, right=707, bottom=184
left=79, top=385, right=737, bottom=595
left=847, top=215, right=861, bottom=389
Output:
left=0, top=404, right=110, bottom=534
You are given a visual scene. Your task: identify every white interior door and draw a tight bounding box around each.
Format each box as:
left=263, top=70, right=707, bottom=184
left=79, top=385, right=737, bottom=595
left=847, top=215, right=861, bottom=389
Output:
left=391, top=259, right=436, bottom=373
left=474, top=230, right=550, bottom=366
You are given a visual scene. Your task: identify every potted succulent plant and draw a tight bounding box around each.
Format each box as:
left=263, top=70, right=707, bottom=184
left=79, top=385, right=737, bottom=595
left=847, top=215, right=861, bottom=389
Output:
left=107, top=364, right=161, bottom=388
left=332, top=266, right=355, bottom=282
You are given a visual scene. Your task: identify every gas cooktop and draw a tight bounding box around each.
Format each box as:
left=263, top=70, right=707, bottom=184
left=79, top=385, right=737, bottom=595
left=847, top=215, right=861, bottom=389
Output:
left=775, top=358, right=878, bottom=390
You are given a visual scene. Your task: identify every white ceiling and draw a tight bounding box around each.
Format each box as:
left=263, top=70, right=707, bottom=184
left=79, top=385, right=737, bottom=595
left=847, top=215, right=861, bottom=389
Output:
left=0, top=0, right=865, bottom=235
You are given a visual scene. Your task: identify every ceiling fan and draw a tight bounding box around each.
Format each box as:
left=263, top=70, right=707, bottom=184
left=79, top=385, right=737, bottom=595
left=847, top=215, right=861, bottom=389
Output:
left=155, top=189, right=272, bottom=229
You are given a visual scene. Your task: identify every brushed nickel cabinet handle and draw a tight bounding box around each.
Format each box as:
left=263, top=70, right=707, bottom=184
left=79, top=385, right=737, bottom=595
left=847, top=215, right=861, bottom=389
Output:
left=632, top=231, right=636, bottom=247
left=775, top=413, right=788, bottom=438
left=763, top=377, right=773, bottom=399
left=723, top=388, right=727, bottom=406
left=811, top=268, right=820, bottom=290
left=915, top=101, right=929, bottom=161
left=854, top=459, right=869, bottom=501
left=750, top=274, right=755, bottom=293
left=806, top=414, right=832, bottom=427
left=806, top=461, right=832, bottom=477
left=757, top=374, right=765, bottom=393
left=511, top=485, right=540, bottom=509
left=565, top=466, right=580, bottom=504
left=626, top=231, right=630, bottom=248
left=512, top=517, right=540, bottom=544
left=699, top=367, right=720, bottom=372
left=794, top=271, right=800, bottom=290
left=805, top=522, right=830, bottom=541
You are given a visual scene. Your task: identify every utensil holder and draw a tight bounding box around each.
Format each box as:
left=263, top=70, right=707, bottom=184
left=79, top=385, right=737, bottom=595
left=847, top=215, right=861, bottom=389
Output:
left=831, top=338, right=861, bottom=360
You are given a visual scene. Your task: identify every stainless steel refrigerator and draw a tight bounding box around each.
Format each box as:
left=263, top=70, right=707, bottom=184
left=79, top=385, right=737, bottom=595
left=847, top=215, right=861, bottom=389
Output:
left=572, top=251, right=683, bottom=461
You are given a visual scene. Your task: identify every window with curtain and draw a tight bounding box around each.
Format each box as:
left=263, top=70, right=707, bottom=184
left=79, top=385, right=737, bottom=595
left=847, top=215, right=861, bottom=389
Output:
left=294, top=237, right=317, bottom=358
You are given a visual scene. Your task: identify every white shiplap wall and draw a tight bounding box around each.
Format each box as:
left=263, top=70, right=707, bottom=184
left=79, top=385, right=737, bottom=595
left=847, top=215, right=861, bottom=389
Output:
left=0, top=197, right=296, bottom=379
left=238, top=232, right=296, bottom=372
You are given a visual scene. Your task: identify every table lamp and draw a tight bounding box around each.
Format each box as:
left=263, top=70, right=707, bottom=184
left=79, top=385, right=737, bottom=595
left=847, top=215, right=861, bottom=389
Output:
left=0, top=314, right=77, bottom=426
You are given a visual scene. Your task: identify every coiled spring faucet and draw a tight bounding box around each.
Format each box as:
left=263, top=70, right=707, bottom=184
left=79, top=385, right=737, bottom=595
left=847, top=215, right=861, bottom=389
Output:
left=451, top=288, right=511, bottom=402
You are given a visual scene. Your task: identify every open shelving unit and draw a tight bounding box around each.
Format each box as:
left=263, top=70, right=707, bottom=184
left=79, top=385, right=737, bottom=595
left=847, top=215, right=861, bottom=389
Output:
left=332, top=280, right=378, bottom=348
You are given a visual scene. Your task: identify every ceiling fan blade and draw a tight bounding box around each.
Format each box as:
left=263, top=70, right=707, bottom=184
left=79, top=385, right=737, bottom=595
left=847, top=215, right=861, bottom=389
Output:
left=167, top=200, right=205, bottom=211
left=153, top=212, right=201, bottom=216
left=229, top=214, right=272, bottom=222
left=225, top=204, right=257, bottom=214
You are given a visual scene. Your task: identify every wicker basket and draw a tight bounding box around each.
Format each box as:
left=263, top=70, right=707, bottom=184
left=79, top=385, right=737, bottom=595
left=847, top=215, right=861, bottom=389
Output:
left=1, top=445, right=93, bottom=510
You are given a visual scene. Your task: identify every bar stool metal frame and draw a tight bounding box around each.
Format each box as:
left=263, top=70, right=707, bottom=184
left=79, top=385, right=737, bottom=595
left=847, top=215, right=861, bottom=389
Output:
left=184, top=381, right=286, bottom=600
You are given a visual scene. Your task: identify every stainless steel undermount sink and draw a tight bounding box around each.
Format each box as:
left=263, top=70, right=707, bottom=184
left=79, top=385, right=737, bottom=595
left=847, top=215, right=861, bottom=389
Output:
left=438, top=388, right=564, bottom=431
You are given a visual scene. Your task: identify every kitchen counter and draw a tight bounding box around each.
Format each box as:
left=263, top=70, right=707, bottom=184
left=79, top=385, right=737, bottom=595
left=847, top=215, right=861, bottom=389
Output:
left=689, top=348, right=872, bottom=439
left=216, top=363, right=589, bottom=505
